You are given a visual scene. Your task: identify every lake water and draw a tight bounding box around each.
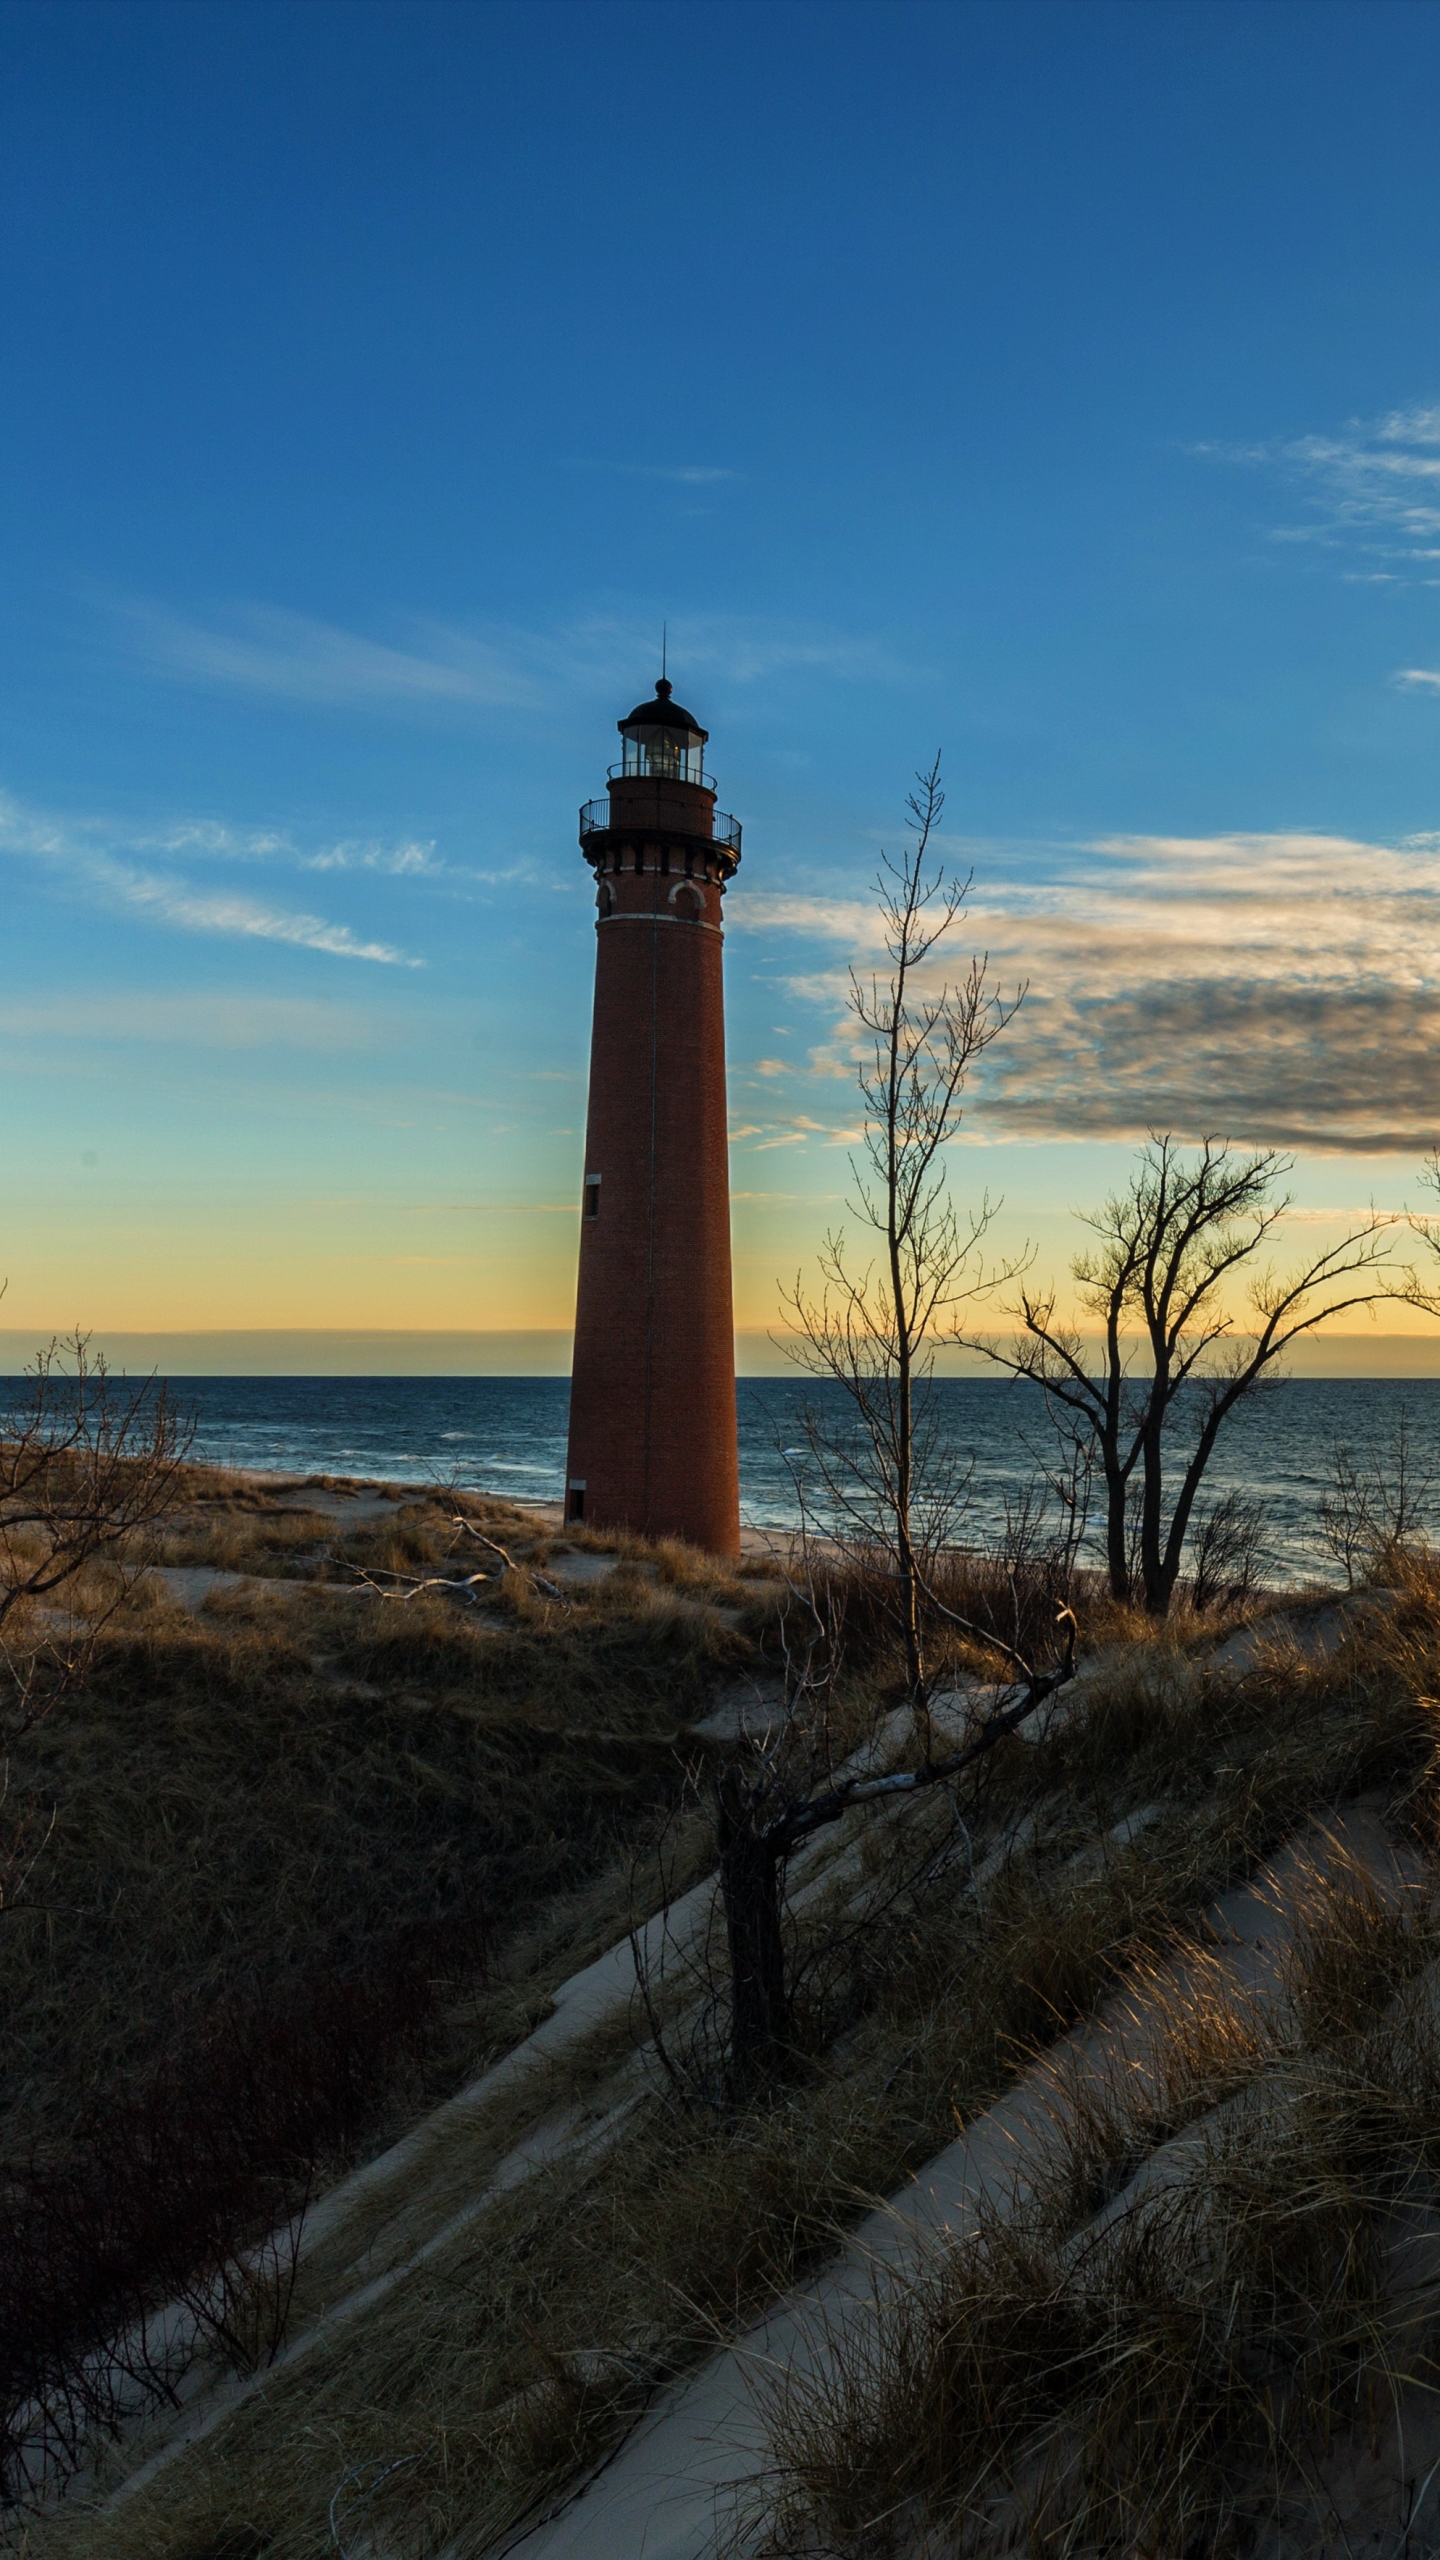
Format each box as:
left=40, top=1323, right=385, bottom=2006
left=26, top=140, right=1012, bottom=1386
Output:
left=21, top=1371, right=1435, bottom=1585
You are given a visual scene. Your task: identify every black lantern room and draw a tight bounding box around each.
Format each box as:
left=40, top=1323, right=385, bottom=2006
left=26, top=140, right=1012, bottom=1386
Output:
left=616, top=676, right=708, bottom=784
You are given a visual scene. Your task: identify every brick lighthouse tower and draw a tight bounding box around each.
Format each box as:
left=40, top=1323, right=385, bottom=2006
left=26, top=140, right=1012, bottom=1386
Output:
left=564, top=677, right=742, bottom=1556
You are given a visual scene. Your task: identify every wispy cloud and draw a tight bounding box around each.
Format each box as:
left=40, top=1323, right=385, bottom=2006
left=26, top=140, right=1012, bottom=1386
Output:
left=301, top=839, right=441, bottom=876
left=1200, top=402, right=1440, bottom=577
left=0, top=791, right=421, bottom=966
left=572, top=460, right=741, bottom=485
left=96, top=591, right=914, bottom=716
left=738, top=831, right=1440, bottom=1155
left=113, top=597, right=541, bottom=713
left=116, top=818, right=538, bottom=893
left=295, top=839, right=546, bottom=890
left=731, top=891, right=876, bottom=942
left=0, top=993, right=382, bottom=1048
left=730, top=1109, right=856, bottom=1151
left=649, top=614, right=912, bottom=688
left=95, top=863, right=417, bottom=964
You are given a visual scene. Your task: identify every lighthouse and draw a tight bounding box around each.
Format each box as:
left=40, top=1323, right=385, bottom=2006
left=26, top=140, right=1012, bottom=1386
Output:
left=564, top=677, right=742, bottom=1556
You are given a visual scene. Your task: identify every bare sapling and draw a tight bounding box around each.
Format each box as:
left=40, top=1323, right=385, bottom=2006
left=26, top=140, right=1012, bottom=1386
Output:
left=976, top=1137, right=1394, bottom=1616
left=1, top=1330, right=188, bottom=1914
left=780, top=752, right=1034, bottom=1719
left=704, top=760, right=1077, bottom=2099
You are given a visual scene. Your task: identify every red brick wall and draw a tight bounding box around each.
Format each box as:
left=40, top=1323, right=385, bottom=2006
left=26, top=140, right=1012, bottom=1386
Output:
left=565, top=788, right=740, bottom=1556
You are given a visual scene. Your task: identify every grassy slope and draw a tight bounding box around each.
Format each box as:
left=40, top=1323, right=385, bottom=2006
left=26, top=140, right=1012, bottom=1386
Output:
left=13, top=1540, right=1440, bottom=2556
left=0, top=1472, right=766, bottom=2509
left=3, top=1478, right=761, bottom=2147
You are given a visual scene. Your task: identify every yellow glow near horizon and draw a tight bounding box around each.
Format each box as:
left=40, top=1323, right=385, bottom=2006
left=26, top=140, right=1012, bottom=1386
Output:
left=4, top=1150, right=1437, bottom=1367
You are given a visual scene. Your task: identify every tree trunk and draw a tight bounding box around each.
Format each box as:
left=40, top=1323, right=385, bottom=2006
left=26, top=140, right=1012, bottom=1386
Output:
left=890, top=1217, right=926, bottom=1714
left=1139, top=1414, right=1171, bottom=1614
left=716, top=1772, right=788, bottom=2097
left=1142, top=1554, right=1179, bottom=1615
left=1103, top=1456, right=1130, bottom=1602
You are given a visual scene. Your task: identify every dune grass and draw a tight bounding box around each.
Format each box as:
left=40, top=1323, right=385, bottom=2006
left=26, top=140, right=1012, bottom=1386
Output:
left=16, top=1562, right=1440, bottom=2556
left=742, top=1575, right=1440, bottom=2557
left=758, top=1845, right=1440, bottom=2557
left=0, top=1473, right=760, bottom=2506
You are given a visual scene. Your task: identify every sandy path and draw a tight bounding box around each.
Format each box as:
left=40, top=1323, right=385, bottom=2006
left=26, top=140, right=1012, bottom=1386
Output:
left=497, top=1805, right=1406, bottom=2560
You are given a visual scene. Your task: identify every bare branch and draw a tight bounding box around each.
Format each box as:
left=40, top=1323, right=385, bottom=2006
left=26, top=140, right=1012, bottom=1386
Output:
left=965, top=1138, right=1397, bottom=1614
left=1, top=1328, right=191, bottom=1913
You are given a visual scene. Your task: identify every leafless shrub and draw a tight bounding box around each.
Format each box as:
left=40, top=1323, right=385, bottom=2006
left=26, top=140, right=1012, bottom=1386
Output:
left=1, top=1333, right=188, bottom=1915
left=714, top=765, right=1085, bottom=2097
left=1187, top=1485, right=1272, bottom=1614
left=1320, top=1404, right=1436, bottom=1587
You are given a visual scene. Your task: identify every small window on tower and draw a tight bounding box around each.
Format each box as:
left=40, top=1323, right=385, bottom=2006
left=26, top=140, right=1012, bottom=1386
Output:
left=583, top=1174, right=601, bottom=1219
left=674, top=885, right=701, bottom=923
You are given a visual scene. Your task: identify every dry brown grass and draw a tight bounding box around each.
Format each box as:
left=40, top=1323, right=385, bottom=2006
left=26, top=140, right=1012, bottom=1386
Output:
left=758, top=2068, right=1429, bottom=2558
left=14, top=1569, right=1440, bottom=2555
left=748, top=1601, right=1440, bottom=2556
left=0, top=1467, right=764, bottom=2517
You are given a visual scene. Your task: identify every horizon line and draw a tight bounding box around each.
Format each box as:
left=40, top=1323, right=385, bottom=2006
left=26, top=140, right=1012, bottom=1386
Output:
left=3, top=1325, right=1440, bottom=1381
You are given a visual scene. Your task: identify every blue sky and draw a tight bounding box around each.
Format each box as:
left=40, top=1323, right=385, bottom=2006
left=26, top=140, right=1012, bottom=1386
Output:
left=3, top=0, right=1440, bottom=1358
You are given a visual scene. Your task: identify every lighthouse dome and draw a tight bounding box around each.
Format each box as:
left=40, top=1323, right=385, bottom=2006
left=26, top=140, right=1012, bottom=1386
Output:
left=618, top=676, right=707, bottom=742
left=616, top=676, right=709, bottom=781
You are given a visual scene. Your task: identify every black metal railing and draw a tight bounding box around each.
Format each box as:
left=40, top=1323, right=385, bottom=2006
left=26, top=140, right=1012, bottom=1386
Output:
left=578, top=800, right=743, bottom=857
left=606, top=758, right=717, bottom=790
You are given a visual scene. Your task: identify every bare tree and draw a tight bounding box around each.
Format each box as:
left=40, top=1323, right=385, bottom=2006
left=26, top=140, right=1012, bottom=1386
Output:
left=2, top=1333, right=188, bottom=1913
left=780, top=754, right=1027, bottom=1716
left=691, top=760, right=1082, bottom=2100
left=975, top=1138, right=1394, bottom=1617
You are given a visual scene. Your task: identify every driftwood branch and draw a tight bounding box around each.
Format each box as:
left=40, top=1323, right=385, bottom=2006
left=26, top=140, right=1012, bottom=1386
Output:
left=447, top=1518, right=569, bottom=1601
left=348, top=1568, right=495, bottom=1606
left=347, top=1512, right=570, bottom=1608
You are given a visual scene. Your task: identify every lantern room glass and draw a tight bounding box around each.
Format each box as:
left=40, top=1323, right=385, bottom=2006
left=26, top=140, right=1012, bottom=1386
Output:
left=619, top=726, right=706, bottom=783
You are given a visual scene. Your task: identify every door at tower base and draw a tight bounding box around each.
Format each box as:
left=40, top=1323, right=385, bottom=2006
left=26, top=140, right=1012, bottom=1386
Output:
left=564, top=677, right=742, bottom=1559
